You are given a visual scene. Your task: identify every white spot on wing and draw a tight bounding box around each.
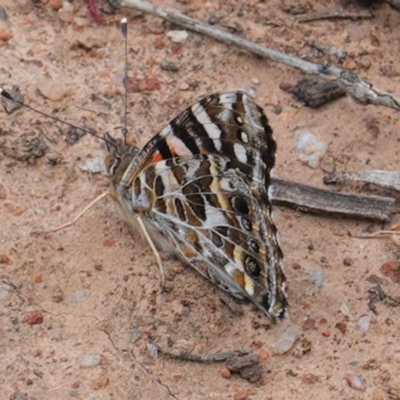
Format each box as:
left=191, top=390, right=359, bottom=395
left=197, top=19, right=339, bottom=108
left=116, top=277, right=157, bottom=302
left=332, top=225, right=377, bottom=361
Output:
left=240, top=131, right=249, bottom=143
left=233, top=143, right=248, bottom=163
left=192, top=103, right=223, bottom=151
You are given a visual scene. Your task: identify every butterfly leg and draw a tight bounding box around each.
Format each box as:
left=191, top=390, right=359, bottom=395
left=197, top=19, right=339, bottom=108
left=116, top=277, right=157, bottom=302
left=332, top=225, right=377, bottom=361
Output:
left=137, top=216, right=166, bottom=287
left=47, top=192, right=108, bottom=233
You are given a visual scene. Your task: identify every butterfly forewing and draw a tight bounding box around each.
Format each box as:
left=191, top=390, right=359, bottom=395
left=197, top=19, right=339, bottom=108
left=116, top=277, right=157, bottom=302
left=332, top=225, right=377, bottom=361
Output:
left=109, top=90, right=288, bottom=319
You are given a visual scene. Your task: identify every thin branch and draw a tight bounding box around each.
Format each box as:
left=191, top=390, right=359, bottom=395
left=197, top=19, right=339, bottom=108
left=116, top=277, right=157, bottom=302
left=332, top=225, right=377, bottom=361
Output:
left=151, top=343, right=249, bottom=362
left=296, top=9, right=373, bottom=23
left=270, top=178, right=398, bottom=222
left=115, top=0, right=400, bottom=111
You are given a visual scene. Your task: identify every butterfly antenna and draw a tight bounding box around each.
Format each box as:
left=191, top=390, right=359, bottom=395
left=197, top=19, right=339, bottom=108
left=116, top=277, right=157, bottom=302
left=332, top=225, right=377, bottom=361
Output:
left=120, top=17, right=128, bottom=145
left=0, top=87, right=118, bottom=151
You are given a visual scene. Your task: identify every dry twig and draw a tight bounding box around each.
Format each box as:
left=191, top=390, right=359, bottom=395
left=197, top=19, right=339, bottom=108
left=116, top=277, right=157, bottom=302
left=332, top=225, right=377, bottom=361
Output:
left=296, top=8, right=373, bottom=23
left=271, top=178, right=398, bottom=222
left=114, top=0, right=400, bottom=111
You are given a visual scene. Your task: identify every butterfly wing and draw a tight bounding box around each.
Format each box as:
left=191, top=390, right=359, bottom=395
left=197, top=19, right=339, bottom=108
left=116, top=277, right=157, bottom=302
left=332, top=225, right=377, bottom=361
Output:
left=111, top=91, right=288, bottom=319
left=118, top=91, right=276, bottom=194
left=130, top=153, right=287, bottom=319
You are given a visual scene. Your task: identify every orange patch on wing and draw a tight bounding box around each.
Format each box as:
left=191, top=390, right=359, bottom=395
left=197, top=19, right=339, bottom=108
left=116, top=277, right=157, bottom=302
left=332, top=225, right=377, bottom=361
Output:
left=232, top=270, right=245, bottom=288
left=151, top=148, right=180, bottom=164
left=151, top=152, right=163, bottom=163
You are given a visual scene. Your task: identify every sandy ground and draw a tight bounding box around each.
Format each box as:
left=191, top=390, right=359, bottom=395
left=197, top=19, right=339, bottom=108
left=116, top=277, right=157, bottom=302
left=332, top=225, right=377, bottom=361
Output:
left=1, top=0, right=400, bottom=399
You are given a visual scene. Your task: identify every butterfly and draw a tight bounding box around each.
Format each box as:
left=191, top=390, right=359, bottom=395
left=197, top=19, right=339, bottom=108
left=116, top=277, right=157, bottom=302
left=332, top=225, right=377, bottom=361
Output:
left=103, top=90, right=288, bottom=319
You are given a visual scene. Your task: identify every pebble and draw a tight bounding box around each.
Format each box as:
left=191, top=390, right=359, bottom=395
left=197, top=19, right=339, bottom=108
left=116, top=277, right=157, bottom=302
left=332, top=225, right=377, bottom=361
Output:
left=220, top=365, right=231, bottom=379
left=0, top=287, right=11, bottom=301
left=335, top=321, right=347, bottom=334
left=178, top=81, right=190, bottom=91
left=0, top=183, right=6, bottom=199
left=32, top=273, right=42, bottom=283
left=301, top=373, right=319, bottom=384
left=345, top=373, right=366, bottom=391
left=257, top=348, right=268, bottom=361
left=48, top=0, right=63, bottom=10
left=147, top=343, right=158, bottom=358
left=69, top=291, right=87, bottom=303
left=270, top=327, right=299, bottom=354
left=234, top=390, right=256, bottom=400
left=167, top=30, right=189, bottom=43
left=37, top=78, right=68, bottom=102
left=0, top=254, right=12, bottom=264
left=0, top=30, right=12, bottom=42
left=80, top=354, right=101, bottom=368
left=295, top=130, right=328, bottom=169
left=357, top=315, right=371, bottom=333
left=380, top=260, right=400, bottom=283
left=58, top=1, right=74, bottom=23
left=24, top=310, right=44, bottom=325
left=342, top=59, right=358, bottom=70
left=89, top=375, right=109, bottom=390
left=309, top=270, right=325, bottom=288
left=372, top=388, right=388, bottom=400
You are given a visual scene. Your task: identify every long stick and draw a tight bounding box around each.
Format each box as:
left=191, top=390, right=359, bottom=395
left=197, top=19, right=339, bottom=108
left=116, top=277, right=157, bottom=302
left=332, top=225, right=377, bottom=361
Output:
left=115, top=0, right=400, bottom=111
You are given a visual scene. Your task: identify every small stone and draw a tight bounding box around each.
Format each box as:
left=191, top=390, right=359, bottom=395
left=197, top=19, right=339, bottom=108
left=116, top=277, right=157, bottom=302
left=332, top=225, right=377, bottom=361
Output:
left=0, top=287, right=11, bottom=301
left=342, top=59, right=358, bottom=70
left=208, top=15, right=220, bottom=25
left=292, top=262, right=302, bottom=270
left=52, top=287, right=64, bottom=303
left=166, top=30, right=189, bottom=43
left=58, top=1, right=74, bottom=23
left=379, top=370, right=391, bottom=382
left=159, top=60, right=179, bottom=72
left=0, top=254, right=12, bottom=264
left=69, top=291, right=87, bottom=303
left=37, top=78, right=68, bottom=102
left=372, top=388, right=388, bottom=400
left=360, top=56, right=371, bottom=70
left=257, top=348, right=268, bottom=361
left=89, top=375, right=109, bottom=390
left=321, top=328, right=330, bottom=337
left=335, top=321, right=347, bottom=334
left=279, top=82, right=293, bottom=92
left=345, top=373, right=366, bottom=391
left=251, top=78, right=260, bottom=85
left=4, top=203, right=27, bottom=216
left=32, top=273, right=42, bottom=283
left=302, top=317, right=316, bottom=330
left=0, top=183, right=6, bottom=199
left=220, top=365, right=231, bottom=379
left=24, top=310, right=44, bottom=325
left=295, top=131, right=328, bottom=169
left=270, top=327, right=299, bottom=354
left=357, top=315, right=371, bottom=333
left=48, top=0, right=63, bottom=10
left=103, top=237, right=116, bottom=247
left=380, top=260, right=400, bottom=283
left=301, top=374, right=319, bottom=384
left=81, top=354, right=102, bottom=368
left=0, top=30, right=12, bottom=42
left=309, top=270, right=325, bottom=287
left=178, top=82, right=190, bottom=91
left=234, top=390, right=255, bottom=400
left=343, top=257, right=353, bottom=266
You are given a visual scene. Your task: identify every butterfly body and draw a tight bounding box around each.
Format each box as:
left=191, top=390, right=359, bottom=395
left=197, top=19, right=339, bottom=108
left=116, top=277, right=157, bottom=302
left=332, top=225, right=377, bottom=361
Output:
left=105, top=91, right=288, bottom=319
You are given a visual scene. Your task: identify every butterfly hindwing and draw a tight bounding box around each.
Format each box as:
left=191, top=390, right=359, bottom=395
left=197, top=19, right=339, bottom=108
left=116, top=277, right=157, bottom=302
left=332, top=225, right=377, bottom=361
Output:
left=108, top=90, right=288, bottom=319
